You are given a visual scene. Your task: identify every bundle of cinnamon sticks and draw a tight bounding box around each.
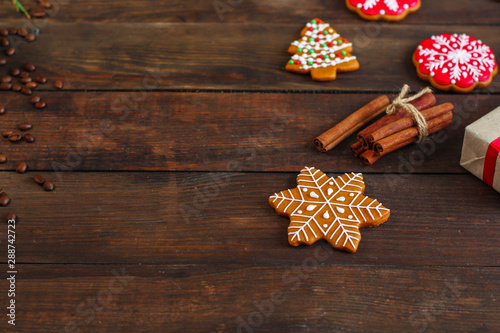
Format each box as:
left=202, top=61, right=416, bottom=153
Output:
left=315, top=92, right=454, bottom=165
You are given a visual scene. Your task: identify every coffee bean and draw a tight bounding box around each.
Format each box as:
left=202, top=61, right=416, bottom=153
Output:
left=41, top=0, right=52, bottom=8
left=20, top=77, right=32, bottom=84
left=0, top=194, right=10, bottom=206
left=17, top=28, right=28, bottom=37
left=1, top=37, right=9, bottom=47
left=0, top=153, right=6, bottom=163
left=16, top=162, right=27, bottom=173
left=24, top=33, right=36, bottom=42
left=20, top=87, right=32, bottom=95
left=19, top=71, right=29, bottom=78
left=25, top=81, right=37, bottom=89
left=32, top=9, right=47, bottom=18
left=5, top=212, right=16, bottom=222
left=0, top=105, right=5, bottom=115
left=10, top=68, right=20, bottom=76
left=0, top=58, right=6, bottom=65
left=24, top=133, right=35, bottom=143
left=43, top=181, right=55, bottom=191
left=18, top=122, right=32, bottom=131
left=0, top=29, right=7, bottom=37
left=33, top=174, right=45, bottom=184
left=7, top=132, right=22, bottom=142
left=11, top=84, right=21, bottom=92
left=0, top=189, right=4, bottom=195
left=35, top=101, right=46, bottom=109
left=0, top=82, right=12, bottom=90
left=54, top=80, right=63, bottom=89
left=1, top=75, right=12, bottom=83
left=24, top=62, right=36, bottom=72
left=8, top=27, right=17, bottom=35
left=2, top=130, right=12, bottom=137
left=30, top=95, right=41, bottom=104
left=35, top=75, right=47, bottom=83
left=5, top=46, right=15, bottom=56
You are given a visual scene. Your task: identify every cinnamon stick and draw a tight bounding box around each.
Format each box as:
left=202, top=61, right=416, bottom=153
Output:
left=373, top=112, right=453, bottom=154
left=315, top=95, right=390, bottom=152
left=357, top=93, right=436, bottom=147
left=360, top=116, right=452, bottom=166
left=350, top=140, right=366, bottom=157
left=367, top=103, right=454, bottom=145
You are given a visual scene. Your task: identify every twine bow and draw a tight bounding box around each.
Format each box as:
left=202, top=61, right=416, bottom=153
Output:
left=386, top=84, right=433, bottom=142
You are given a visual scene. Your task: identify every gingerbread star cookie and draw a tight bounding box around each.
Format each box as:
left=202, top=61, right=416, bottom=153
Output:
left=269, top=167, right=390, bottom=253
left=286, top=19, right=359, bottom=81
left=346, top=0, right=421, bottom=21
left=413, top=33, right=498, bottom=93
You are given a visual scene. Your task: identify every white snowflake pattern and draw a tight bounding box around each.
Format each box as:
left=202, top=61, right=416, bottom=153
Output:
left=416, top=34, right=496, bottom=86
left=269, top=167, right=390, bottom=252
left=353, top=0, right=413, bottom=14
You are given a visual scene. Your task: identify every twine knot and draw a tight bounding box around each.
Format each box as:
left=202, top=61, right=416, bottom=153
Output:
left=386, top=84, right=433, bottom=142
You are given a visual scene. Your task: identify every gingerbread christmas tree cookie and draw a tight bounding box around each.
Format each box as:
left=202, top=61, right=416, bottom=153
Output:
left=286, top=19, right=359, bottom=81
left=269, top=167, right=390, bottom=253
left=346, top=0, right=421, bottom=21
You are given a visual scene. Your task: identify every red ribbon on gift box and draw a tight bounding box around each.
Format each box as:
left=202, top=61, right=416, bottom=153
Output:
left=483, top=137, right=500, bottom=187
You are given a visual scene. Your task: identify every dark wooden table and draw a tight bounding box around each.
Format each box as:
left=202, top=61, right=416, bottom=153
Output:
left=0, top=1, right=499, bottom=332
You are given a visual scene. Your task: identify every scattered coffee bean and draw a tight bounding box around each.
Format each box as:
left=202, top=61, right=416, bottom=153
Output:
left=20, top=87, right=32, bottom=95
left=30, top=95, right=41, bottom=104
left=2, top=130, right=12, bottom=137
left=17, top=28, right=28, bottom=37
left=5, top=46, right=15, bottom=56
left=11, top=84, right=21, bottom=92
left=5, top=212, right=16, bottom=222
left=0, top=82, right=12, bottom=90
left=8, top=27, right=17, bottom=35
left=0, top=105, right=5, bottom=114
left=0, top=189, right=4, bottom=195
left=24, top=62, right=36, bottom=72
left=33, top=174, right=45, bottom=184
left=54, top=80, right=63, bottom=89
left=24, top=33, right=36, bottom=42
left=10, top=68, right=20, bottom=76
left=0, top=29, right=7, bottom=37
left=19, top=71, right=29, bottom=78
left=0, top=153, right=6, bottom=163
left=41, top=0, right=52, bottom=8
left=0, top=58, right=6, bottom=65
left=32, top=9, right=47, bottom=18
left=24, top=133, right=35, bottom=143
left=1, top=37, right=9, bottom=47
left=20, top=76, right=32, bottom=84
left=7, top=132, right=22, bottom=142
left=25, top=81, right=37, bottom=89
left=1, top=75, right=12, bottom=83
left=35, top=101, right=46, bottom=109
left=18, top=122, right=33, bottom=131
left=43, top=181, right=55, bottom=191
left=35, top=75, right=47, bottom=83
left=0, top=194, right=10, bottom=206
left=16, top=162, right=27, bottom=173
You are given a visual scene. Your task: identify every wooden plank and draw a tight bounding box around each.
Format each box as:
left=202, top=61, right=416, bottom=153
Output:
left=0, top=0, right=498, bottom=25
left=0, top=22, right=499, bottom=91
left=1, top=172, right=498, bottom=266
left=3, top=264, right=499, bottom=332
left=1, top=92, right=498, bottom=172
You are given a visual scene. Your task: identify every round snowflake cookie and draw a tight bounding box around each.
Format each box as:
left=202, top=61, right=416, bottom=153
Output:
left=346, top=0, right=421, bottom=21
left=413, top=34, right=498, bottom=93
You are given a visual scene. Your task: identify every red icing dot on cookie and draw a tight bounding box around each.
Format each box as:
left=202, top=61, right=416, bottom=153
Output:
left=294, top=60, right=301, bottom=65
left=308, top=27, right=313, bottom=31
left=327, top=42, right=333, bottom=47
left=413, top=33, right=497, bottom=89
left=315, top=38, right=320, bottom=42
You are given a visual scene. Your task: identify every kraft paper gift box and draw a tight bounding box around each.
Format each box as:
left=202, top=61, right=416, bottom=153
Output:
left=460, top=106, right=500, bottom=193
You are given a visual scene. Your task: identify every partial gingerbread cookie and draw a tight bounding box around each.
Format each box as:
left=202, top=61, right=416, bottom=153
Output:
left=286, top=19, right=359, bottom=81
left=346, top=0, right=421, bottom=21
left=269, top=167, right=390, bottom=253
left=413, top=34, right=498, bottom=93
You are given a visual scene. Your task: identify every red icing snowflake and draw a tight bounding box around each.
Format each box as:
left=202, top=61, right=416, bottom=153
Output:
left=347, top=0, right=419, bottom=16
left=414, top=34, right=497, bottom=90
